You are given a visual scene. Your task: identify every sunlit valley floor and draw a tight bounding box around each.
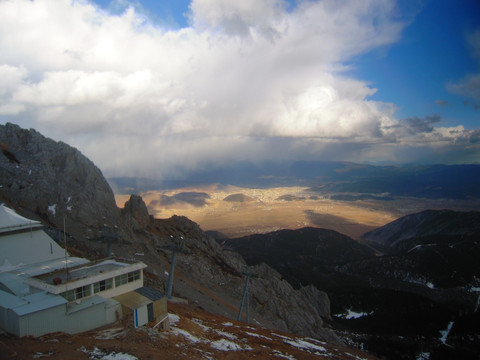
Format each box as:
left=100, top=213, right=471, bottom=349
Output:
left=115, top=185, right=478, bottom=240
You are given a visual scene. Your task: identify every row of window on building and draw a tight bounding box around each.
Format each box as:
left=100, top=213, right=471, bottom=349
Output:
left=60, top=270, right=141, bottom=302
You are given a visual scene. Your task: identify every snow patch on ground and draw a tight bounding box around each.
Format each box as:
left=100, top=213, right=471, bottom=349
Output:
left=272, top=349, right=295, bottom=359
left=335, top=309, right=374, bottom=320
left=192, top=318, right=211, bottom=332
left=78, top=346, right=138, bottom=360
left=283, top=338, right=326, bottom=353
left=345, top=352, right=369, bottom=360
left=94, top=327, right=127, bottom=340
left=172, top=328, right=203, bottom=343
left=416, top=351, right=430, bottom=360
left=245, top=331, right=273, bottom=340
left=214, top=329, right=237, bottom=340
left=272, top=333, right=292, bottom=340
left=33, top=351, right=54, bottom=358
left=439, top=321, right=454, bottom=344
left=168, top=313, right=180, bottom=325
left=210, top=338, right=252, bottom=351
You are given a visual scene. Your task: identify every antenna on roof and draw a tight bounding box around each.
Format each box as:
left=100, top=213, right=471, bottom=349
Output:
left=63, top=216, right=69, bottom=280
left=237, top=266, right=255, bottom=322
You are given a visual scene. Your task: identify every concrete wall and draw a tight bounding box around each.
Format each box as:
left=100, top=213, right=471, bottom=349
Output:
left=63, top=300, right=122, bottom=335
left=1, top=299, right=122, bottom=337
left=17, top=305, right=66, bottom=337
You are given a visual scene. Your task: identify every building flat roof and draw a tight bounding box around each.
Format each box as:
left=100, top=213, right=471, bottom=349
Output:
left=0, top=290, right=68, bottom=316
left=33, top=258, right=144, bottom=284
left=25, top=257, right=147, bottom=294
left=135, top=286, right=164, bottom=301
left=114, top=291, right=151, bottom=310
left=66, top=294, right=108, bottom=315
left=13, top=291, right=67, bottom=316
left=0, top=257, right=90, bottom=296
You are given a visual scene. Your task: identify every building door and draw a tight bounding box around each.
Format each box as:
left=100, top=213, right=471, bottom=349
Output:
left=147, top=302, right=154, bottom=322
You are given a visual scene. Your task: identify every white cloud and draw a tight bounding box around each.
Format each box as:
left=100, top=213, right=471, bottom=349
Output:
left=0, top=0, right=477, bottom=178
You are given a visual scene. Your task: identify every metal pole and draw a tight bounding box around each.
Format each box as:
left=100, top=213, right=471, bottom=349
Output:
left=245, top=275, right=250, bottom=322
left=63, top=217, right=69, bottom=280
left=237, top=273, right=250, bottom=321
left=166, top=250, right=177, bottom=299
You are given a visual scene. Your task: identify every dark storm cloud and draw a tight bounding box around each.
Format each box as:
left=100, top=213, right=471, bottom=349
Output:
left=403, top=115, right=441, bottom=134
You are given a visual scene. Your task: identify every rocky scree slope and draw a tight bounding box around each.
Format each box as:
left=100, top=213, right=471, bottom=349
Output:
left=0, top=122, right=341, bottom=345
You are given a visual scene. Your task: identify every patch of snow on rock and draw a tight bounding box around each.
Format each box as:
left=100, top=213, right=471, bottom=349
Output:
left=47, top=204, right=56, bottom=215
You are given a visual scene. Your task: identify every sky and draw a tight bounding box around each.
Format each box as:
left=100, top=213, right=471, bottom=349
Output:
left=0, top=0, right=479, bottom=179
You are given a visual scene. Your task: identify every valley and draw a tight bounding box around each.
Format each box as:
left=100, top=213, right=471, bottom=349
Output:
left=115, top=185, right=478, bottom=240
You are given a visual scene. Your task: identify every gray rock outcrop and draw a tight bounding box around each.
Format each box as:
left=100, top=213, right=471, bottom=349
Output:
left=0, top=122, right=122, bottom=240
left=122, top=194, right=153, bottom=231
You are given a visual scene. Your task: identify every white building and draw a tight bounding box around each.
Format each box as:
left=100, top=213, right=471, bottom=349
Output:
left=0, top=204, right=162, bottom=337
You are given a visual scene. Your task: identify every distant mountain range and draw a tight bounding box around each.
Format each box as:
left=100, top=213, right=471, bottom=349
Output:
left=219, top=210, right=480, bottom=359
left=109, top=161, right=480, bottom=199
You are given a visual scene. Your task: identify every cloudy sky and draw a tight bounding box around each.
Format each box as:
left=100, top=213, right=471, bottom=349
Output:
left=0, top=0, right=479, bottom=179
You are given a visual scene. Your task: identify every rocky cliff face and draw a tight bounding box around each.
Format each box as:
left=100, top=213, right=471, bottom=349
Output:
left=0, top=123, right=123, bottom=240
left=0, top=122, right=339, bottom=345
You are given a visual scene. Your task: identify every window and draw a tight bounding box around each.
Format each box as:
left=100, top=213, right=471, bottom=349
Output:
left=61, top=285, right=91, bottom=301
left=115, top=273, right=128, bottom=287
left=115, top=270, right=141, bottom=287
left=61, top=289, right=75, bottom=302
left=75, top=285, right=91, bottom=299
left=129, top=270, right=141, bottom=282
left=93, top=278, right=113, bottom=293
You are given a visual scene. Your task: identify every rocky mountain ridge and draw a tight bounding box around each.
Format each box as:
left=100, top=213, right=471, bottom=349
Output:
left=222, top=211, right=480, bottom=359
left=0, top=122, right=341, bottom=345
left=361, top=209, right=480, bottom=249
